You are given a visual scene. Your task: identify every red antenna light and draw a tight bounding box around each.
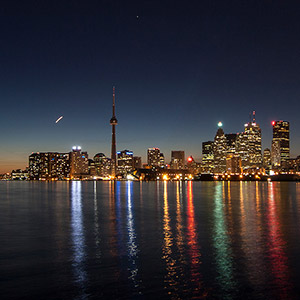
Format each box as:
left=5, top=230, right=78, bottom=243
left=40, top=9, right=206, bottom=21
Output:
left=272, top=121, right=275, bottom=126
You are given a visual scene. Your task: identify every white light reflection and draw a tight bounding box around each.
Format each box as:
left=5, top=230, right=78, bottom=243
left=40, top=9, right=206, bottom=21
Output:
left=126, top=181, right=140, bottom=288
left=71, top=181, right=88, bottom=298
left=94, top=181, right=101, bottom=260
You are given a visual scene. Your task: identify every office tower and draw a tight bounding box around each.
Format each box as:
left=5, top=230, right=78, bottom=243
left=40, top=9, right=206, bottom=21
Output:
left=225, top=134, right=237, bottom=153
left=110, top=87, right=118, bottom=177
left=28, top=152, right=70, bottom=180
left=94, top=153, right=111, bottom=177
left=187, top=156, right=198, bottom=174
left=133, top=156, right=142, bottom=169
left=271, top=140, right=281, bottom=167
left=88, top=159, right=96, bottom=176
left=202, top=141, right=214, bottom=173
left=147, top=148, right=160, bottom=167
left=213, top=123, right=227, bottom=173
left=171, top=151, right=185, bottom=169
left=117, top=150, right=134, bottom=175
left=236, top=112, right=262, bottom=169
left=226, top=153, right=242, bottom=174
left=159, top=153, right=165, bottom=168
left=69, top=146, right=89, bottom=179
left=272, top=120, right=290, bottom=165
left=263, top=148, right=271, bottom=170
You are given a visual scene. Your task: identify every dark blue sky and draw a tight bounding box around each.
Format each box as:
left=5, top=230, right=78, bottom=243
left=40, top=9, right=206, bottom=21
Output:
left=1, top=0, right=300, bottom=172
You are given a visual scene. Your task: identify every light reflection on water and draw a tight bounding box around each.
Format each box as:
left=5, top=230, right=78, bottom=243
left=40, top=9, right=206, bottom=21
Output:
left=70, top=181, right=88, bottom=299
left=266, top=182, right=291, bottom=299
left=2, top=181, right=300, bottom=299
left=213, top=182, right=235, bottom=298
left=126, top=181, right=140, bottom=288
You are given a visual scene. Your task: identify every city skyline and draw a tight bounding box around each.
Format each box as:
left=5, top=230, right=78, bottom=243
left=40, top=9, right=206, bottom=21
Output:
left=1, top=1, right=300, bottom=172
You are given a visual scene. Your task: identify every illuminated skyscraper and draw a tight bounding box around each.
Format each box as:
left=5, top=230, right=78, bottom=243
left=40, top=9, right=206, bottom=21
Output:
left=263, top=148, right=271, bottom=170
left=271, top=140, right=281, bottom=167
left=171, top=151, right=185, bottom=169
left=147, top=148, right=160, bottom=167
left=236, top=112, right=262, bottom=169
left=201, top=141, right=214, bottom=173
left=110, top=87, right=118, bottom=177
left=69, top=146, right=88, bottom=179
left=159, top=153, right=165, bottom=168
left=213, top=122, right=227, bottom=173
left=272, top=120, right=290, bottom=165
left=117, top=150, right=134, bottom=175
left=94, top=153, right=111, bottom=177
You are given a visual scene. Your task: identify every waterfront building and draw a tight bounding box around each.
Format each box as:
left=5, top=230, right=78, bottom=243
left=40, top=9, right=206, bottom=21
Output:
left=263, top=148, right=271, bottom=170
left=117, top=150, right=134, bottom=175
left=272, top=120, right=290, bottom=165
left=159, top=153, right=165, bottom=168
left=187, top=156, right=198, bottom=174
left=236, top=112, right=262, bottom=169
left=201, top=141, right=214, bottom=173
left=170, top=151, right=185, bottom=169
left=213, top=123, right=227, bottom=173
left=147, top=148, right=160, bottom=167
left=69, top=146, right=89, bottom=179
left=29, top=152, right=70, bottom=180
left=110, top=87, right=118, bottom=177
left=133, top=156, right=142, bottom=169
left=94, top=153, right=111, bottom=177
left=225, top=133, right=237, bottom=153
left=88, top=159, right=97, bottom=176
left=271, top=140, right=281, bottom=167
left=226, top=153, right=242, bottom=174
left=11, top=169, right=29, bottom=180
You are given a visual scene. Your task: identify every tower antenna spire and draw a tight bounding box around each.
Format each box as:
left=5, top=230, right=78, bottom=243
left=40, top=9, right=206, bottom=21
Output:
left=110, top=86, right=118, bottom=178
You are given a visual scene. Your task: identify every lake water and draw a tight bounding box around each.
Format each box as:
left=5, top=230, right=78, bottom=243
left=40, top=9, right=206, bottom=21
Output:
left=1, top=181, right=300, bottom=299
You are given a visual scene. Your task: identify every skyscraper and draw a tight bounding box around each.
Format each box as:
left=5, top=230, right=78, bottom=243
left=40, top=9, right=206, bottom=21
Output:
left=213, top=123, right=227, bottom=173
left=201, top=141, right=214, bottom=173
left=263, top=148, right=271, bottom=170
left=94, top=153, right=111, bottom=178
left=272, top=120, right=290, bottom=165
left=171, top=151, right=185, bottom=169
left=147, top=148, right=160, bottom=167
left=117, top=150, right=134, bottom=175
left=271, top=140, right=281, bottom=167
left=236, top=112, right=262, bottom=169
left=69, top=146, right=88, bottom=179
left=110, top=87, right=118, bottom=177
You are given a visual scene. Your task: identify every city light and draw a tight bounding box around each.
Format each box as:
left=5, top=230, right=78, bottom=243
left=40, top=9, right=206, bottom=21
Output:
left=218, top=121, right=223, bottom=127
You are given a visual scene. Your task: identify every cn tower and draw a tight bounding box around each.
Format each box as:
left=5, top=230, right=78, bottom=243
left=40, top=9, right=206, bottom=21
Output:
left=110, top=87, right=118, bottom=177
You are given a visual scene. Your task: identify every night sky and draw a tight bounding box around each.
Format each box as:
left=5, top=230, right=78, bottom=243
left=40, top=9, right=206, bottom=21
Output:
left=1, top=0, right=300, bottom=172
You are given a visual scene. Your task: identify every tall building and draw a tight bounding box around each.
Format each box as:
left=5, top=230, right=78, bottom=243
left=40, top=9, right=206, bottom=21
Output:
left=94, top=153, right=111, bottom=177
left=225, top=134, right=237, bottom=153
left=171, top=151, right=185, bottom=169
left=133, top=156, right=142, bottom=169
left=271, top=140, right=281, bottom=167
left=272, top=120, right=290, bottom=165
left=201, top=141, right=214, bottom=173
left=28, top=152, right=70, bottom=180
left=263, top=148, right=271, bottom=170
left=236, top=112, right=262, bottom=169
left=110, top=87, right=118, bottom=177
left=69, top=146, right=89, bottom=179
left=226, top=153, right=241, bottom=174
left=117, top=150, right=134, bottom=175
left=159, top=153, right=165, bottom=168
left=213, top=123, right=227, bottom=173
left=147, top=148, right=160, bottom=167
left=187, top=156, right=198, bottom=174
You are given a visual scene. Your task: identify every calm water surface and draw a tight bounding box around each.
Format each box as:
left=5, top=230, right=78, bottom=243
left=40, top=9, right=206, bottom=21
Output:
left=1, top=181, right=300, bottom=299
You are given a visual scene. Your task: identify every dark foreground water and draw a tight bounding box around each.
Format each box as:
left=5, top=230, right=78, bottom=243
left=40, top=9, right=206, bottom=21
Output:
left=1, top=181, right=300, bottom=299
